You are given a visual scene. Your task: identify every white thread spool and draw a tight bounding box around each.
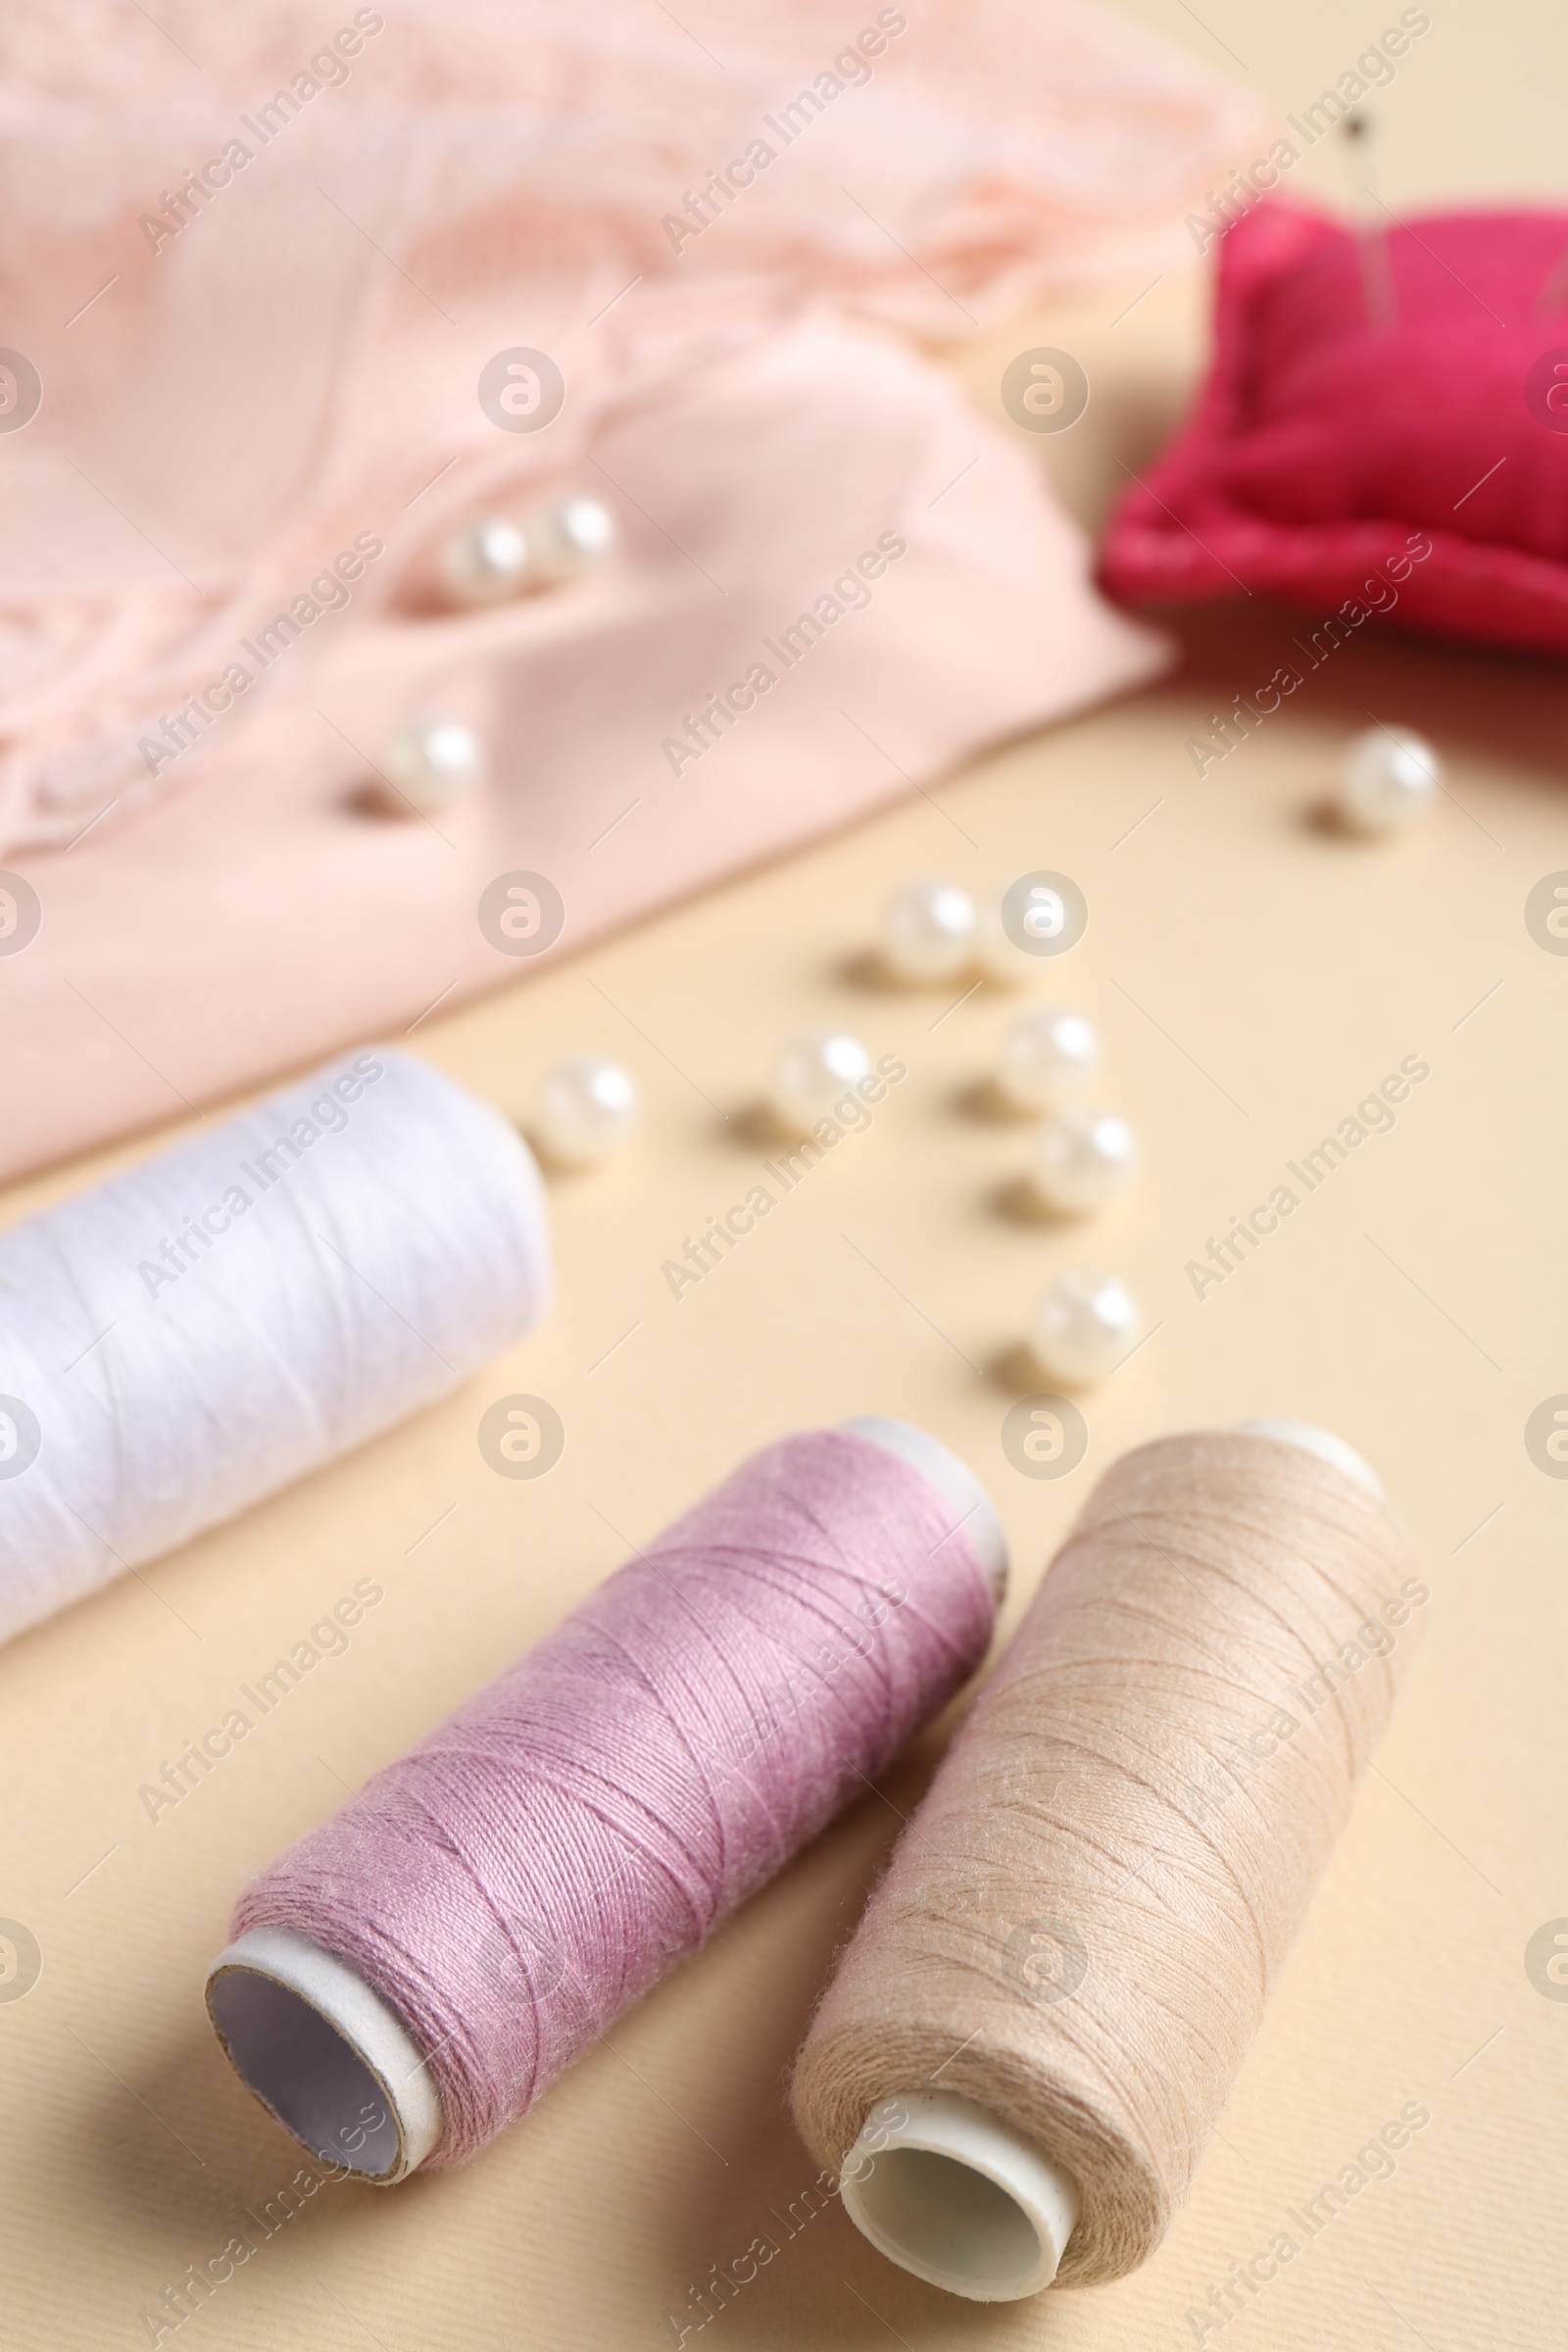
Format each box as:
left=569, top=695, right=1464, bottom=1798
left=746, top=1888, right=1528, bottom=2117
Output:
left=834, top=1419, right=1383, bottom=2302
left=0, top=1049, right=550, bottom=1646
left=204, top=1419, right=1005, bottom=2182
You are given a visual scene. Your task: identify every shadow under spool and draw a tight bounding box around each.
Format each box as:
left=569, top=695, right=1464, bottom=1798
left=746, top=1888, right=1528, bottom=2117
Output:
left=792, top=1421, right=1424, bottom=2301
left=205, top=1417, right=1006, bottom=2181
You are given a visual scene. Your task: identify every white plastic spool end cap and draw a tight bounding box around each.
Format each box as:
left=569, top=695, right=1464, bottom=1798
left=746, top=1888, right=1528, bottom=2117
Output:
left=206, top=1926, right=442, bottom=2183
left=1234, top=1417, right=1384, bottom=1498
left=841, top=1416, right=1007, bottom=1604
left=840, top=2091, right=1080, bottom=2300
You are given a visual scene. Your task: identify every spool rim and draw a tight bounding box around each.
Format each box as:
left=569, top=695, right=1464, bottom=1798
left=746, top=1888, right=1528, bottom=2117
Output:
left=839, top=2090, right=1080, bottom=2301
left=840, top=1417, right=1008, bottom=1603
left=205, top=1926, right=441, bottom=2183
left=1233, top=1418, right=1384, bottom=1498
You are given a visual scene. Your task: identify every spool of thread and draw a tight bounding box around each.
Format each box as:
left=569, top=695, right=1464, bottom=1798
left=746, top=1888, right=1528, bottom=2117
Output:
left=0, top=1048, right=549, bottom=1646
left=206, top=1419, right=1005, bottom=2180
left=791, top=1423, right=1425, bottom=2301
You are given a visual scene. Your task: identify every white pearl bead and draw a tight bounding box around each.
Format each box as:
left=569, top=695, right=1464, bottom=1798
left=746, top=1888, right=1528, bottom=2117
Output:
left=881, top=879, right=976, bottom=982
left=996, top=1004, right=1099, bottom=1111
left=1338, top=726, right=1441, bottom=833
left=527, top=492, right=617, bottom=581
left=439, top=516, right=530, bottom=606
left=1028, top=1267, right=1142, bottom=1386
left=769, top=1029, right=870, bottom=1131
left=1032, top=1105, right=1137, bottom=1215
left=379, top=718, right=482, bottom=812
left=531, top=1056, right=641, bottom=1164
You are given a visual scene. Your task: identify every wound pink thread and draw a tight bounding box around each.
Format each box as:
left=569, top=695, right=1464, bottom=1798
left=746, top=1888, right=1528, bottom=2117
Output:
left=233, top=1427, right=994, bottom=2164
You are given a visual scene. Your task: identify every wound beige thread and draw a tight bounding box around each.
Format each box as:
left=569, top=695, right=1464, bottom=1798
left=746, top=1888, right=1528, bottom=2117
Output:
left=791, top=1428, right=1426, bottom=2288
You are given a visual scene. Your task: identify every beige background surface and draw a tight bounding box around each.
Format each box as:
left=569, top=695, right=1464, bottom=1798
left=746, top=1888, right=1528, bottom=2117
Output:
left=3, top=4, right=1567, bottom=2346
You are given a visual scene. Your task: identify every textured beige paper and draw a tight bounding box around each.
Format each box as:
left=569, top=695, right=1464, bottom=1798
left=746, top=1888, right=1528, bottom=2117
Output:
left=2, top=4, right=1565, bottom=2344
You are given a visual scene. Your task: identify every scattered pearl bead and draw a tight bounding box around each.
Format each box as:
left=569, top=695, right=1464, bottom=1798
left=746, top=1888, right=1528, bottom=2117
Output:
left=996, top=1004, right=1100, bottom=1112
left=769, top=1029, right=870, bottom=1132
left=1338, top=726, right=1441, bottom=834
left=881, top=879, right=976, bottom=982
left=378, top=718, right=482, bottom=812
left=527, top=492, right=617, bottom=582
left=439, top=516, right=530, bottom=606
left=1032, top=1105, right=1137, bottom=1215
left=1028, top=1267, right=1142, bottom=1386
left=531, top=1056, right=641, bottom=1165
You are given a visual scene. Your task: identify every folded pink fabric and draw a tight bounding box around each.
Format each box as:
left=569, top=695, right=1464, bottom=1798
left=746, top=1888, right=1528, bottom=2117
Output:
left=0, top=0, right=1252, bottom=1178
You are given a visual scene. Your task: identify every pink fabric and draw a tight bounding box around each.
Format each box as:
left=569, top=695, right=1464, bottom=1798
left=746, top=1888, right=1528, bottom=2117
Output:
left=1100, top=199, right=1568, bottom=651
left=233, top=1427, right=996, bottom=2163
left=0, top=0, right=1252, bottom=1179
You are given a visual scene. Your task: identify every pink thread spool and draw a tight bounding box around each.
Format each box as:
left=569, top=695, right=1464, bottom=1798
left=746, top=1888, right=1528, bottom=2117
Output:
left=205, top=1419, right=1004, bottom=2180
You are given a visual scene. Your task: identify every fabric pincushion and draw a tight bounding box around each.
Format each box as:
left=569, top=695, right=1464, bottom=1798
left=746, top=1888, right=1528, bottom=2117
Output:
left=1099, top=198, right=1568, bottom=657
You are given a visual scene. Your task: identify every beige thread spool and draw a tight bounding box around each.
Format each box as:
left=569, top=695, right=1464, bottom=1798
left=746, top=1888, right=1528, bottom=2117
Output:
left=791, top=1424, right=1426, bottom=2301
